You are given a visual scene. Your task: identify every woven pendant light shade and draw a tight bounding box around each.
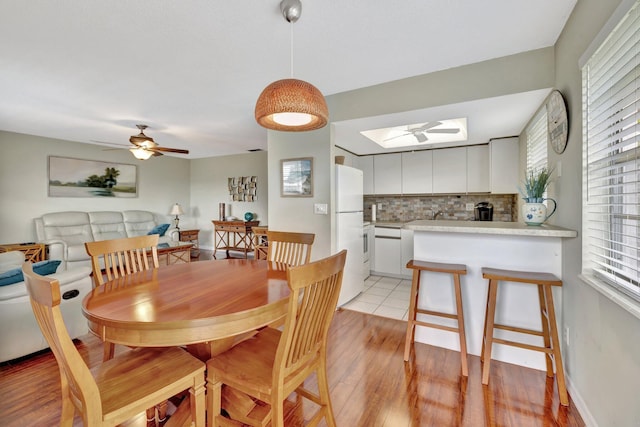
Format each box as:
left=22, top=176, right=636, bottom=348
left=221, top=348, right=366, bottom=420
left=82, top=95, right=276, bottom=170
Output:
left=255, top=78, right=328, bottom=131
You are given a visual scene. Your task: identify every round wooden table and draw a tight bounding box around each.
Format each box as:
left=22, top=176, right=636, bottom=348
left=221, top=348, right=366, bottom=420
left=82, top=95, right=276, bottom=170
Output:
left=82, top=259, right=290, bottom=359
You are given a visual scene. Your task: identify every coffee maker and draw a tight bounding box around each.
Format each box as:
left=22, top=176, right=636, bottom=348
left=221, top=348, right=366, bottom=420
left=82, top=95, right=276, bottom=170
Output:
left=474, top=202, right=493, bottom=221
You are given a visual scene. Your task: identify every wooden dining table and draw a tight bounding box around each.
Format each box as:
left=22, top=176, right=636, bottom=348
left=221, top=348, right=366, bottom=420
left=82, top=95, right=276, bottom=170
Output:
left=82, top=258, right=291, bottom=361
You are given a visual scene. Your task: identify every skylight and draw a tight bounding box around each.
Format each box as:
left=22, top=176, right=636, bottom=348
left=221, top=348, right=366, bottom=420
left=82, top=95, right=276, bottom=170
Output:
left=360, top=118, right=468, bottom=149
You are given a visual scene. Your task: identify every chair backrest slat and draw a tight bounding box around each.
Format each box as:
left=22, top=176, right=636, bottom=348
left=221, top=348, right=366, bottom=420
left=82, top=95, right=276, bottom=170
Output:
left=274, top=250, right=346, bottom=384
left=266, top=230, right=315, bottom=267
left=22, top=262, right=102, bottom=423
left=85, top=235, right=159, bottom=287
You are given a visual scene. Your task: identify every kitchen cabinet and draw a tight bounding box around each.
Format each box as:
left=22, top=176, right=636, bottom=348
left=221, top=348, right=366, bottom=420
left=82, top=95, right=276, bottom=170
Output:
left=490, top=137, right=520, bottom=194
left=357, top=155, right=375, bottom=195
left=400, top=229, right=414, bottom=278
left=374, top=227, right=401, bottom=276
left=402, top=150, right=433, bottom=194
left=433, top=147, right=467, bottom=193
left=466, top=145, right=490, bottom=193
left=373, top=153, right=402, bottom=194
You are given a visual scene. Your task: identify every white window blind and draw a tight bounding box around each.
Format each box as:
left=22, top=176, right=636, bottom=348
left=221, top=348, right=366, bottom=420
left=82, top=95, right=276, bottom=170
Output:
left=582, top=0, right=640, bottom=299
left=526, top=107, right=548, bottom=173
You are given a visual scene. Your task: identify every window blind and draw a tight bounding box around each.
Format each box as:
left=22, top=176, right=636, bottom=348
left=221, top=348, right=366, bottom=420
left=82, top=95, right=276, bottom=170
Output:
left=526, top=107, right=548, bottom=173
left=583, top=0, right=640, bottom=299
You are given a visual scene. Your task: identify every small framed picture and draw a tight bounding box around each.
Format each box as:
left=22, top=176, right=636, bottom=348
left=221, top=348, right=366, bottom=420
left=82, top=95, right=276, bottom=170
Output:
left=281, top=157, right=313, bottom=197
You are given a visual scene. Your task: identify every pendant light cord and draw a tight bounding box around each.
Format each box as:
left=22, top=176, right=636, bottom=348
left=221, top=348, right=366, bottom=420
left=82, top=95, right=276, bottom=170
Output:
left=290, top=22, right=294, bottom=78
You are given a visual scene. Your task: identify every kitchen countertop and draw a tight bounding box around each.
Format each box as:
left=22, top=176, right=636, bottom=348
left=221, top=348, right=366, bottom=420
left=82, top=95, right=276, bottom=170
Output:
left=370, top=221, right=406, bottom=229
left=403, top=219, right=578, bottom=238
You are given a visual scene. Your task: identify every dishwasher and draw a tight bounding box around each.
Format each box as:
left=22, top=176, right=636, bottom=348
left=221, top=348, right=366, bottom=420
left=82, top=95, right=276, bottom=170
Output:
left=373, top=226, right=402, bottom=276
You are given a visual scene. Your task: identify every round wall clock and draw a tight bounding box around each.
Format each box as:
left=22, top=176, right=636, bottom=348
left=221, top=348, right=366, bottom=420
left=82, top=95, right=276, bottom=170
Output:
left=546, top=90, right=569, bottom=154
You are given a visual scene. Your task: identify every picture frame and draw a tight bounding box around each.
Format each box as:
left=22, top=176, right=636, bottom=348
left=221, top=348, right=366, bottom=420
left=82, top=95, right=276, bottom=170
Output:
left=281, top=157, right=313, bottom=197
left=48, top=156, right=138, bottom=197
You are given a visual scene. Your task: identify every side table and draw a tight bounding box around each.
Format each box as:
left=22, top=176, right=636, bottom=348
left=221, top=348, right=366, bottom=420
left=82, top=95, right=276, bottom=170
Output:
left=179, top=229, right=200, bottom=258
left=0, top=242, right=46, bottom=262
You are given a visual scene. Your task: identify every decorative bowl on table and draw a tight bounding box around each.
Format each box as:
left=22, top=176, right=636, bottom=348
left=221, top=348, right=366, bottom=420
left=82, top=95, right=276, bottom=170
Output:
left=244, top=212, right=254, bottom=221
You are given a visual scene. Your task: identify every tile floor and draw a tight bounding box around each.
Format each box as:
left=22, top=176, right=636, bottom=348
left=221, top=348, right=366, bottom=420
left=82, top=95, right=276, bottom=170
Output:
left=342, top=275, right=412, bottom=321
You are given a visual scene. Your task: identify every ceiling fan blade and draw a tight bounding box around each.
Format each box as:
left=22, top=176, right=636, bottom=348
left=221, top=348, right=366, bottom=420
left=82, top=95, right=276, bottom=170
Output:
left=151, top=151, right=163, bottom=157
left=415, top=133, right=428, bottom=143
left=151, top=147, right=189, bottom=154
left=412, top=121, right=442, bottom=132
left=91, top=139, right=129, bottom=147
left=426, top=128, right=460, bottom=134
left=383, top=132, right=411, bottom=142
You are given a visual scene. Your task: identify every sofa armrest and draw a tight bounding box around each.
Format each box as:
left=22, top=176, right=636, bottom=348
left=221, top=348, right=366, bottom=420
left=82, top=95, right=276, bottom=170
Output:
left=50, top=266, right=92, bottom=285
left=40, top=239, right=69, bottom=268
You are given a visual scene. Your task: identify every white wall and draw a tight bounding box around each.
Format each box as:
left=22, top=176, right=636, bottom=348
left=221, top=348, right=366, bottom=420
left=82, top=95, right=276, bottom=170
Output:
left=267, top=128, right=334, bottom=261
left=0, top=131, right=190, bottom=243
left=554, top=1, right=639, bottom=425
left=190, top=151, right=268, bottom=250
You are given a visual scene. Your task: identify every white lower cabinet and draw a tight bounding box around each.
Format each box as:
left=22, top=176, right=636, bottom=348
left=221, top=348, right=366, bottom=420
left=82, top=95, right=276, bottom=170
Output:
left=374, top=227, right=413, bottom=278
left=374, top=227, right=401, bottom=276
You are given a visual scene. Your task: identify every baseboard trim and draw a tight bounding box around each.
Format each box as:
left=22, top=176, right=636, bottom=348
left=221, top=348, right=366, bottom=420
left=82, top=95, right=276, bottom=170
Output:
left=566, top=374, right=598, bottom=427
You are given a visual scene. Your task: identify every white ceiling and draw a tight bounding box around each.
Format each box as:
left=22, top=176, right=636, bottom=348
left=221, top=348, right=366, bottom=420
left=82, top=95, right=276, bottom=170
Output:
left=0, top=1, right=576, bottom=159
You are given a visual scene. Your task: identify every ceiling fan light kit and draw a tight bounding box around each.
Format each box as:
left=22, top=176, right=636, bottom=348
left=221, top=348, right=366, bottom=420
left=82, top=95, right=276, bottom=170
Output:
left=255, top=0, right=328, bottom=132
left=130, top=146, right=154, bottom=160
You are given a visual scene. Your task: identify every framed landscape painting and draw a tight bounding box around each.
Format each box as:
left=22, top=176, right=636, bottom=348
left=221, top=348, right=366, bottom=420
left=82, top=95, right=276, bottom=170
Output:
left=48, top=156, right=138, bottom=197
left=281, top=157, right=313, bottom=197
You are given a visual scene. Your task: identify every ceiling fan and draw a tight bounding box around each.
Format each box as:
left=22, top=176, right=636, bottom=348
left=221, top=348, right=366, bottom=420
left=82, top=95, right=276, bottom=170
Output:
left=384, top=121, right=460, bottom=143
left=95, top=124, right=190, bottom=160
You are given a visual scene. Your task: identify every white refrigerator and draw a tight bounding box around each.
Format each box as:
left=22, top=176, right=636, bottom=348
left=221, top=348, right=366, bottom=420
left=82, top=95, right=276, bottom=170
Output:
left=335, top=164, right=364, bottom=306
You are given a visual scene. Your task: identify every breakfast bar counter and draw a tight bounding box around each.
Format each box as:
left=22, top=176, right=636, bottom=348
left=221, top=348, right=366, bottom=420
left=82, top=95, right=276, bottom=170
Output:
left=402, top=220, right=577, bottom=371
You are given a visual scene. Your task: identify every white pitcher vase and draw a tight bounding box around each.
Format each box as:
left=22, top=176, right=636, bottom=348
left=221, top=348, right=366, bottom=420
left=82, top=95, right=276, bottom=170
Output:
left=522, top=198, right=557, bottom=226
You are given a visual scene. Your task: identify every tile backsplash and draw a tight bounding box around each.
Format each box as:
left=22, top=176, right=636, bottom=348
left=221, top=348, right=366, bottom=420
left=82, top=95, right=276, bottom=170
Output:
left=364, top=194, right=517, bottom=222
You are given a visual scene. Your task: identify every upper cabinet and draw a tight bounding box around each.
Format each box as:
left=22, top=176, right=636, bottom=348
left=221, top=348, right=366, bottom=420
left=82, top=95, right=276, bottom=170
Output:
left=433, top=147, right=467, bottom=193
left=357, top=141, right=518, bottom=196
left=490, top=137, right=520, bottom=194
left=373, top=153, right=402, bottom=195
left=402, top=150, right=433, bottom=194
left=466, top=145, right=490, bottom=193
left=357, top=155, right=375, bottom=195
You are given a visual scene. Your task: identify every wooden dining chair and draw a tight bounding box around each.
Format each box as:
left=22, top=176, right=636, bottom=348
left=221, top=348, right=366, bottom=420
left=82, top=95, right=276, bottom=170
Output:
left=85, top=234, right=160, bottom=360
left=85, top=234, right=160, bottom=287
left=206, top=249, right=347, bottom=427
left=266, top=230, right=315, bottom=266
left=21, top=261, right=206, bottom=427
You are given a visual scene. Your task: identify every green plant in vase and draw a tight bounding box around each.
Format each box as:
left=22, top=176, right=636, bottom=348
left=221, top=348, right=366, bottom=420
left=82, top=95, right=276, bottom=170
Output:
left=520, top=167, right=554, bottom=203
left=519, top=167, right=557, bottom=225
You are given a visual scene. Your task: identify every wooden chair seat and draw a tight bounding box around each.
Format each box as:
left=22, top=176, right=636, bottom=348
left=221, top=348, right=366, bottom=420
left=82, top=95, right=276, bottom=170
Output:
left=21, top=261, right=206, bottom=426
left=85, top=234, right=160, bottom=361
left=207, top=250, right=347, bottom=427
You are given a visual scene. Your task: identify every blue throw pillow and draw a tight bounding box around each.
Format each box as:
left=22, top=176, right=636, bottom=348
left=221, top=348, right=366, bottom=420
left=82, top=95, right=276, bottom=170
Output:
left=0, top=268, right=23, bottom=286
left=33, top=260, right=61, bottom=276
left=0, top=260, right=61, bottom=286
left=148, top=223, right=170, bottom=237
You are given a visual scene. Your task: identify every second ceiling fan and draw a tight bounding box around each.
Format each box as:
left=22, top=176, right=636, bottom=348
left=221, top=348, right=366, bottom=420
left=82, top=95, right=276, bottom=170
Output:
left=126, top=124, right=189, bottom=160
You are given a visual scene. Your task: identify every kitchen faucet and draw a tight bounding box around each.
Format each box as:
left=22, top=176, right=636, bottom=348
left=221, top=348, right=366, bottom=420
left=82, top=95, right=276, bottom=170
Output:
left=433, top=210, right=444, bottom=220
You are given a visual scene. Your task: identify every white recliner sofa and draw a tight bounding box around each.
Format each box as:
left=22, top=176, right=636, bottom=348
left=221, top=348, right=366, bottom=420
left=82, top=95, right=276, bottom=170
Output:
left=0, top=250, right=92, bottom=362
left=34, top=210, right=179, bottom=269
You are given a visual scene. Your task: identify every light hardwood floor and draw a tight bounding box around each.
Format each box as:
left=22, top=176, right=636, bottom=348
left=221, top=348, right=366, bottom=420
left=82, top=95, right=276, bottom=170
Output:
left=0, top=251, right=586, bottom=426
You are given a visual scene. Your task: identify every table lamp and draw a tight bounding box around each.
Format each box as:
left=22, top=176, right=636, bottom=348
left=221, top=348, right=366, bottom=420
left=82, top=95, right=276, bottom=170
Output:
left=170, top=203, right=184, bottom=230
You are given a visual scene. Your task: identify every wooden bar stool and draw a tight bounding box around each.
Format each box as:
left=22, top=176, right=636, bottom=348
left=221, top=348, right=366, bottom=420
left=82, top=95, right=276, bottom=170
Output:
left=481, top=267, right=568, bottom=406
left=405, top=260, right=468, bottom=376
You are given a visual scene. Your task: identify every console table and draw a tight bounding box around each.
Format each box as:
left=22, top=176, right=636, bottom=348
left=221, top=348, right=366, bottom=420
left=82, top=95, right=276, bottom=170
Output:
left=212, top=220, right=260, bottom=259
left=0, top=242, right=46, bottom=262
